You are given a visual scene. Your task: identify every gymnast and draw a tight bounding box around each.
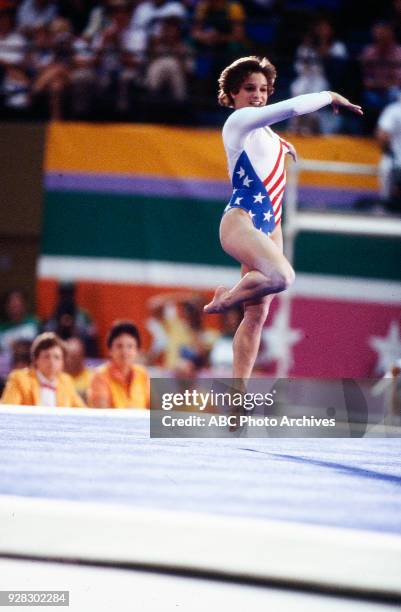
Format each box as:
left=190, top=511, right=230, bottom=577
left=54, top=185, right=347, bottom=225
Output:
left=204, top=56, right=363, bottom=380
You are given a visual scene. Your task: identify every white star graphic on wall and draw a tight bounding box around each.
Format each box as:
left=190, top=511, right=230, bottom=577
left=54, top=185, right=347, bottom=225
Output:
left=369, top=321, right=401, bottom=374
left=243, top=176, right=253, bottom=187
left=253, top=192, right=266, bottom=203
left=236, top=167, right=245, bottom=178
left=263, top=211, right=273, bottom=221
left=234, top=196, right=243, bottom=205
left=258, top=306, right=303, bottom=368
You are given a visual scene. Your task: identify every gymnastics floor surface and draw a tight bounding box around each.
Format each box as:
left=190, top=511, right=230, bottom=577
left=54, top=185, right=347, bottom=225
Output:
left=0, top=405, right=400, bottom=611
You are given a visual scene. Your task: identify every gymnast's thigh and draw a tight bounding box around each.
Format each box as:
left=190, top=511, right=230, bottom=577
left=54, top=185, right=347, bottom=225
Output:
left=219, top=209, right=287, bottom=276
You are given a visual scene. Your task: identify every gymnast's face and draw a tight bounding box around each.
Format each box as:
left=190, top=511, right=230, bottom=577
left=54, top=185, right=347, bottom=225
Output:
left=109, top=333, right=139, bottom=369
left=231, top=72, right=269, bottom=110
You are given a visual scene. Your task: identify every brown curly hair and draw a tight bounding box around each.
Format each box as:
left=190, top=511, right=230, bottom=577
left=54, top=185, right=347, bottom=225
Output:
left=218, top=56, right=277, bottom=108
left=31, top=332, right=67, bottom=362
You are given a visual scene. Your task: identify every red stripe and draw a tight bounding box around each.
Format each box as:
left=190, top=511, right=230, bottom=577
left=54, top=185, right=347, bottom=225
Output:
left=275, top=206, right=282, bottom=223
left=263, top=141, right=283, bottom=186
left=274, top=193, right=283, bottom=212
left=267, top=168, right=285, bottom=197
left=273, top=192, right=284, bottom=212
left=272, top=184, right=285, bottom=205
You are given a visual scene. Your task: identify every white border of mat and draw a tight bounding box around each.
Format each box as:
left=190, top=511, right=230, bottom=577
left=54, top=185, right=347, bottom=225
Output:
left=0, top=495, right=401, bottom=598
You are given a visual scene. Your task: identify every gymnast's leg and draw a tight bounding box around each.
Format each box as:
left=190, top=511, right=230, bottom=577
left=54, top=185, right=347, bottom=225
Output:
left=232, top=292, right=274, bottom=381
left=233, top=223, right=285, bottom=379
left=204, top=208, right=294, bottom=313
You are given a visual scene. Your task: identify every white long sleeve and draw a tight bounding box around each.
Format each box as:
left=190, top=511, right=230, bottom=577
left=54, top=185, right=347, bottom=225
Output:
left=223, top=91, right=332, bottom=151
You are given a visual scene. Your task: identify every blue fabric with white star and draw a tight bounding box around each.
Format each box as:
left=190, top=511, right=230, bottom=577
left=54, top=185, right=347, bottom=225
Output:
left=223, top=151, right=275, bottom=235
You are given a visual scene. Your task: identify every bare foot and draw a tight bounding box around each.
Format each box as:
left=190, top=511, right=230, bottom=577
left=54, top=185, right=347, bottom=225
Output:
left=204, top=286, right=230, bottom=314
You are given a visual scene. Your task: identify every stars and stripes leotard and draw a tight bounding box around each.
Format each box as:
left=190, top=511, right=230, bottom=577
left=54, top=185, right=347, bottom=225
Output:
left=222, top=91, right=333, bottom=234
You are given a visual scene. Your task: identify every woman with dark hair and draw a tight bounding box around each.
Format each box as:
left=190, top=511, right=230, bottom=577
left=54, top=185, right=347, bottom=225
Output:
left=88, top=320, right=149, bottom=409
left=204, top=56, right=362, bottom=380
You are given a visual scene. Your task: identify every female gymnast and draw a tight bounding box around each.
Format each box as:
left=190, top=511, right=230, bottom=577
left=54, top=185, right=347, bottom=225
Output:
left=204, top=56, right=362, bottom=380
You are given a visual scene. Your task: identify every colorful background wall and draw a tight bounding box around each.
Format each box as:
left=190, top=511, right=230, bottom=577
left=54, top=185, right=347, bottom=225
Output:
left=37, top=123, right=401, bottom=377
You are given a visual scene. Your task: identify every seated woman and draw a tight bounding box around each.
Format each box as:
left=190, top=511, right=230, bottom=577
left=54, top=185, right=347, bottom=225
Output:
left=88, top=320, right=149, bottom=409
left=1, top=332, right=85, bottom=407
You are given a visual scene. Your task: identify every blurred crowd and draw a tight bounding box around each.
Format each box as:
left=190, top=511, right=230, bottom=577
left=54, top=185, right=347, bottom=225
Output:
left=1, top=285, right=400, bottom=413
left=1, top=0, right=401, bottom=132
left=0, top=283, right=247, bottom=408
left=0, top=283, right=401, bottom=417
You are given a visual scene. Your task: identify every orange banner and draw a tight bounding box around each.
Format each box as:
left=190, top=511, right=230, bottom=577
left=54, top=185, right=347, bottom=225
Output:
left=45, top=122, right=381, bottom=189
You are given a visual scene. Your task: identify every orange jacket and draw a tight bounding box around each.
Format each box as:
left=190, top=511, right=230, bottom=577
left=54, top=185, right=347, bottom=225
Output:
left=1, top=368, right=85, bottom=408
left=88, top=362, right=150, bottom=409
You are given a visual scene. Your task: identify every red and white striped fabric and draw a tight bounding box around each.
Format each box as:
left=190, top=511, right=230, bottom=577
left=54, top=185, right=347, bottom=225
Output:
left=263, top=138, right=290, bottom=225
left=222, top=91, right=333, bottom=229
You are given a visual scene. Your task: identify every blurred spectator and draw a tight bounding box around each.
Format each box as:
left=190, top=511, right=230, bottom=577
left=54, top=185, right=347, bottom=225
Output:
left=314, top=17, right=348, bottom=67
left=30, top=17, right=74, bottom=119
left=146, top=291, right=218, bottom=371
left=91, top=0, right=142, bottom=115
left=145, top=297, right=168, bottom=365
left=16, top=0, right=58, bottom=36
left=92, top=0, right=135, bottom=53
left=129, top=0, right=187, bottom=58
left=360, top=21, right=401, bottom=131
left=68, top=27, right=98, bottom=117
left=64, top=336, right=93, bottom=402
left=290, top=29, right=329, bottom=135
left=82, top=1, right=111, bottom=42
left=0, top=1, right=30, bottom=114
left=43, top=281, right=99, bottom=357
left=209, top=305, right=242, bottom=369
left=290, top=17, right=348, bottom=134
left=88, top=320, right=149, bottom=408
left=191, top=0, right=247, bottom=94
left=0, top=289, right=40, bottom=354
left=1, top=332, right=85, bottom=407
left=10, top=338, right=32, bottom=369
left=145, top=16, right=193, bottom=102
left=26, top=23, right=54, bottom=74
left=376, top=93, right=401, bottom=212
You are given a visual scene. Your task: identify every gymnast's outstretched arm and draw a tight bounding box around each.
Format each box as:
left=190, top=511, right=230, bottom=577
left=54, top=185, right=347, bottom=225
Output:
left=223, top=91, right=362, bottom=150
